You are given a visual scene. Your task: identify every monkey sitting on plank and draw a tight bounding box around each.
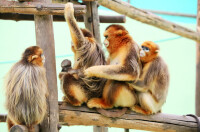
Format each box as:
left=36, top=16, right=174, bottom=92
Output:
left=4, top=46, right=48, bottom=131
left=128, top=41, right=170, bottom=115
left=85, top=24, right=142, bottom=109
left=59, top=3, right=106, bottom=106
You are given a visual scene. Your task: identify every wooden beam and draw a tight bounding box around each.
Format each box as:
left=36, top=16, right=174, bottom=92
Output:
left=34, top=0, right=58, bottom=131
left=196, top=0, right=200, bottom=117
left=59, top=103, right=200, bottom=132
left=97, top=0, right=200, bottom=42
left=0, top=1, right=86, bottom=15
left=0, top=13, right=126, bottom=23
left=145, top=9, right=196, bottom=18
left=1, top=103, right=200, bottom=132
left=84, top=1, right=101, bottom=43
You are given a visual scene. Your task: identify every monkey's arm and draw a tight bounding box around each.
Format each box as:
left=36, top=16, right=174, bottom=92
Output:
left=84, top=65, right=137, bottom=81
left=64, top=3, right=85, bottom=49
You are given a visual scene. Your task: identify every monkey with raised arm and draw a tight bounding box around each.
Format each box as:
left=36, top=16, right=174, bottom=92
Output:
left=129, top=41, right=169, bottom=115
left=59, top=3, right=106, bottom=106
left=4, top=46, right=48, bottom=131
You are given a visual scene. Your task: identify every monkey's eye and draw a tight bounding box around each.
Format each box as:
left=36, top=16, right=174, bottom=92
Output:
left=142, top=46, right=150, bottom=52
left=105, top=35, right=108, bottom=39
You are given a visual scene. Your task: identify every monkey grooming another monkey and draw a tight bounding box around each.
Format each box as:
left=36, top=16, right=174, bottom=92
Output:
left=59, top=3, right=106, bottom=106
left=86, top=24, right=142, bottom=109
left=4, top=46, right=48, bottom=131
left=128, top=41, right=169, bottom=115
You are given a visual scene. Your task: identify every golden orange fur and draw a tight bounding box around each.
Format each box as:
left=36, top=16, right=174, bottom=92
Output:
left=86, top=24, right=142, bottom=109
left=128, top=41, right=169, bottom=115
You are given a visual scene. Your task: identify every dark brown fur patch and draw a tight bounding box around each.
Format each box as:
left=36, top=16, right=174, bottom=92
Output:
left=81, top=28, right=93, bottom=38
left=22, top=46, right=40, bottom=64
left=62, top=73, right=83, bottom=105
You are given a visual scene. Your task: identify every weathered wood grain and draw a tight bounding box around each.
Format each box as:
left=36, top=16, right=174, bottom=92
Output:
left=196, top=0, right=200, bottom=117
left=97, top=0, right=200, bottom=42
left=1, top=103, right=200, bottom=132
left=0, top=1, right=86, bottom=15
left=0, top=13, right=126, bottom=23
left=34, top=0, right=58, bottom=131
left=59, top=103, right=200, bottom=132
left=83, top=1, right=101, bottom=43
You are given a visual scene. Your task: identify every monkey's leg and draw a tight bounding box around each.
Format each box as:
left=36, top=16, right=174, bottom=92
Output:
left=131, top=92, right=161, bottom=115
left=87, top=98, right=113, bottom=109
left=62, top=74, right=88, bottom=106
left=7, top=116, right=15, bottom=131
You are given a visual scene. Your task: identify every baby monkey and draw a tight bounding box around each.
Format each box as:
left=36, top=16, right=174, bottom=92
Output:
left=4, top=46, right=48, bottom=131
left=129, top=41, right=169, bottom=115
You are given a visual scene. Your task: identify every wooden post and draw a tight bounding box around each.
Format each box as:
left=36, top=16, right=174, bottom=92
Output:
left=196, top=0, right=200, bottom=116
left=34, top=0, right=58, bottom=131
left=124, top=129, right=129, bottom=132
left=84, top=1, right=101, bottom=43
left=83, top=1, right=106, bottom=131
left=93, top=126, right=108, bottom=132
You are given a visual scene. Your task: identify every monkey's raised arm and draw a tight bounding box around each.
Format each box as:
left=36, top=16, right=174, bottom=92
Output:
left=64, top=3, right=85, bottom=49
left=84, top=65, right=139, bottom=81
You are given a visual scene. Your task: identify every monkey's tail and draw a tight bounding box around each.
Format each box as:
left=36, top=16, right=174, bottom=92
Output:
left=87, top=98, right=112, bottom=109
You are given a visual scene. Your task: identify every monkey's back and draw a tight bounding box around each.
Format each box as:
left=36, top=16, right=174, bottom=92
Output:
left=76, top=40, right=107, bottom=98
left=5, top=62, right=48, bottom=126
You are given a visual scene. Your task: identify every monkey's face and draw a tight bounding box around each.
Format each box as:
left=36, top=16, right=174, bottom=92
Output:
left=24, top=46, right=45, bottom=66
left=140, top=41, right=159, bottom=63
left=103, top=25, right=128, bottom=53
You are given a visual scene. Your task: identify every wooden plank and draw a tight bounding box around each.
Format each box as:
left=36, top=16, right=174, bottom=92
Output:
left=145, top=9, right=196, bottom=18
left=83, top=1, right=101, bottom=43
left=97, top=0, right=200, bottom=42
left=0, top=13, right=126, bottom=23
left=0, top=1, right=86, bottom=15
left=34, top=0, right=58, bottom=131
left=196, top=0, right=200, bottom=117
left=1, top=103, right=200, bottom=132
left=58, top=103, right=200, bottom=132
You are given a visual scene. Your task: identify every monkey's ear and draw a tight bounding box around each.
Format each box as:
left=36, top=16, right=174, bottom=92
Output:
left=28, top=55, right=38, bottom=62
left=155, top=50, right=159, bottom=53
left=115, top=30, right=123, bottom=36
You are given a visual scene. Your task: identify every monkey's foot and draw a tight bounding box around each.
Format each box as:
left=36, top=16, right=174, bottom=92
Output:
left=62, top=96, right=83, bottom=106
left=64, top=3, right=74, bottom=18
left=87, top=98, right=112, bottom=109
left=130, top=105, right=152, bottom=115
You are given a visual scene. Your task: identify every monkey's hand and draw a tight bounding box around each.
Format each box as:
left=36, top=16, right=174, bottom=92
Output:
left=64, top=3, right=74, bottom=19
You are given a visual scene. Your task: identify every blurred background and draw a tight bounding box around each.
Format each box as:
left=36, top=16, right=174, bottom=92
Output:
left=0, top=0, right=197, bottom=131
